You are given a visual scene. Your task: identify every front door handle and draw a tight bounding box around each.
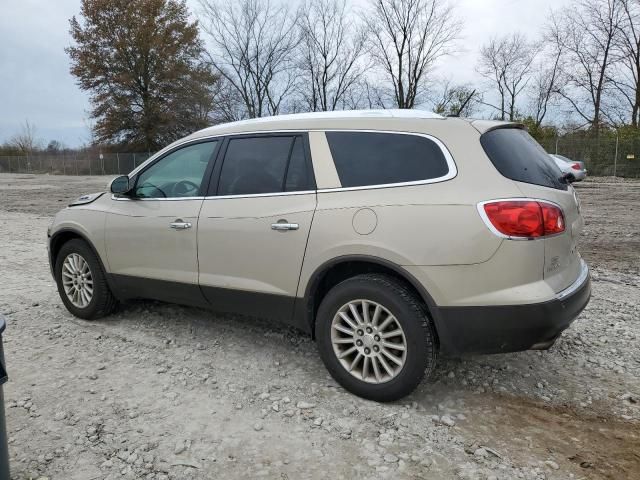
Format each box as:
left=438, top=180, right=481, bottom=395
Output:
left=271, top=222, right=299, bottom=231
left=170, top=219, right=192, bottom=230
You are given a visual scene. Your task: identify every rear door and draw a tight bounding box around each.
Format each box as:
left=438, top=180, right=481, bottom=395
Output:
left=480, top=127, right=583, bottom=292
left=197, top=133, right=317, bottom=321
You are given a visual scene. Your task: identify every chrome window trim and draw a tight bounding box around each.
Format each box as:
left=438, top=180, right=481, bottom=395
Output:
left=317, top=129, right=457, bottom=192
left=111, top=195, right=206, bottom=202
left=122, top=128, right=457, bottom=200
left=476, top=198, right=565, bottom=241
left=204, top=190, right=315, bottom=200
left=127, top=131, right=306, bottom=178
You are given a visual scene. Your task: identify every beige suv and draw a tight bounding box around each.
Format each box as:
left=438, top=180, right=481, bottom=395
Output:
left=48, top=110, right=591, bottom=401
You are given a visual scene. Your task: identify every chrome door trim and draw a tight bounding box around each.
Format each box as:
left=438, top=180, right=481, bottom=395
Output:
left=203, top=190, right=315, bottom=200
left=170, top=221, right=193, bottom=230
left=111, top=195, right=206, bottom=202
left=271, top=223, right=299, bottom=231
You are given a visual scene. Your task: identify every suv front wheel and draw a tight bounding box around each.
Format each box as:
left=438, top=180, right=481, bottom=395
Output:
left=54, top=239, right=117, bottom=320
left=316, top=274, right=437, bottom=401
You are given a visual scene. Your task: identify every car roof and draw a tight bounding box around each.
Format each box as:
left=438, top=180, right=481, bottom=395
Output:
left=185, top=109, right=522, bottom=140
left=188, top=109, right=442, bottom=137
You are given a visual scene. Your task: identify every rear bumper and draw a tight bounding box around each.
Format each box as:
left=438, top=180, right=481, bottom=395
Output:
left=434, top=260, right=591, bottom=355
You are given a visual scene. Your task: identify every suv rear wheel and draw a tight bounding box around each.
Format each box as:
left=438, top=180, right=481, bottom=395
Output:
left=54, top=239, right=117, bottom=320
left=316, top=274, right=437, bottom=401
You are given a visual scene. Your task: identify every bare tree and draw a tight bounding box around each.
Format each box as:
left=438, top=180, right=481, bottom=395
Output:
left=198, top=0, right=299, bottom=118
left=365, top=0, right=462, bottom=109
left=340, top=79, right=388, bottom=109
left=431, top=80, right=482, bottom=117
left=10, top=120, right=40, bottom=155
left=477, top=33, right=538, bottom=121
left=528, top=14, right=567, bottom=127
left=554, top=0, right=623, bottom=132
left=297, top=0, right=367, bottom=111
left=612, top=0, right=640, bottom=126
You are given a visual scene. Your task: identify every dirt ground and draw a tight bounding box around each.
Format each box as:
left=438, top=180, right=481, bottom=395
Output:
left=0, top=173, right=638, bottom=480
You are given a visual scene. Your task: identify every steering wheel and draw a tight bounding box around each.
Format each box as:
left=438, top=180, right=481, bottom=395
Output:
left=137, top=181, right=167, bottom=198
left=172, top=180, right=200, bottom=197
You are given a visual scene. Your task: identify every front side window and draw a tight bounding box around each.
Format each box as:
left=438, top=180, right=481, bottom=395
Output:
left=325, top=131, right=451, bottom=188
left=134, top=141, right=218, bottom=198
left=217, top=135, right=314, bottom=196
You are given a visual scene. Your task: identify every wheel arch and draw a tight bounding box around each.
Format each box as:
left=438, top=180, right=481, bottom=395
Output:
left=301, top=255, right=442, bottom=342
left=49, top=228, right=116, bottom=294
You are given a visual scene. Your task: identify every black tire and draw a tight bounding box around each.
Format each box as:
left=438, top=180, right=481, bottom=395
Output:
left=316, top=274, right=437, bottom=402
left=54, top=239, right=117, bottom=320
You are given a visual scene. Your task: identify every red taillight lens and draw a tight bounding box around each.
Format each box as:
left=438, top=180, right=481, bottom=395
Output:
left=571, top=163, right=581, bottom=170
left=482, top=200, right=565, bottom=238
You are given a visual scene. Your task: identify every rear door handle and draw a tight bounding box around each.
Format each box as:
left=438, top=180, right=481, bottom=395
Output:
left=170, top=220, right=192, bottom=230
left=271, top=222, right=299, bottom=231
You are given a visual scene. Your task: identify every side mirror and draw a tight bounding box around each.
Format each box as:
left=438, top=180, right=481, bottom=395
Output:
left=110, top=175, right=131, bottom=194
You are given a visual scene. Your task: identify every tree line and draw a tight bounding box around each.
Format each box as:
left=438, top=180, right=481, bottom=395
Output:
left=3, top=0, right=640, bottom=154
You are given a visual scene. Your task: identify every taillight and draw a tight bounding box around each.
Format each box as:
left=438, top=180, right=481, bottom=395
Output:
left=571, top=163, right=581, bottom=170
left=481, top=200, right=565, bottom=238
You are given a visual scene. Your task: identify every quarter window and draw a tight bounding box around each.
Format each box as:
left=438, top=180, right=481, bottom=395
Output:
left=134, top=141, right=218, bottom=198
left=217, top=136, right=314, bottom=196
left=325, top=132, right=451, bottom=188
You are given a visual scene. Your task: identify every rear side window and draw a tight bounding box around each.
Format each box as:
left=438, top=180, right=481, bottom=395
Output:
left=480, top=128, right=566, bottom=190
left=325, top=132, right=451, bottom=188
left=217, top=136, right=314, bottom=196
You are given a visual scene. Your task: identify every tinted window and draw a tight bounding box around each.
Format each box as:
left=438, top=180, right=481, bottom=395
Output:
left=218, top=136, right=313, bottom=195
left=134, top=141, right=218, bottom=198
left=481, top=128, right=566, bottom=190
left=325, top=132, right=450, bottom=188
left=285, top=137, right=313, bottom=192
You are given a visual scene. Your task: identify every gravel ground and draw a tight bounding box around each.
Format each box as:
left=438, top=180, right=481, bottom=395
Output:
left=0, top=173, right=638, bottom=480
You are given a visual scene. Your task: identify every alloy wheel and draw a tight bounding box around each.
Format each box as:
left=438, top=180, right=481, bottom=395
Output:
left=61, top=253, right=94, bottom=308
left=330, top=299, right=407, bottom=384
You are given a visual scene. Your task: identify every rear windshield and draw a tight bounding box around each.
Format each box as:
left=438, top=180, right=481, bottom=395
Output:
left=480, top=128, right=567, bottom=190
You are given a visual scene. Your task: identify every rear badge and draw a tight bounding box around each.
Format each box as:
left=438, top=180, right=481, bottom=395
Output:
left=546, top=256, right=561, bottom=274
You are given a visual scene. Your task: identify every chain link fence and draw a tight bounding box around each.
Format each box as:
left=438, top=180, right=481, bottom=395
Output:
left=0, top=134, right=638, bottom=178
left=0, top=152, right=153, bottom=176
left=539, top=135, right=639, bottom=178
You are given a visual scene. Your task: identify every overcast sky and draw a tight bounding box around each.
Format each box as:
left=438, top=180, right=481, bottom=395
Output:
left=0, top=0, right=571, bottom=148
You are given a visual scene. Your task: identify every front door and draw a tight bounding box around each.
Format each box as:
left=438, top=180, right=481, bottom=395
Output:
left=197, top=134, right=317, bottom=322
left=105, top=140, right=219, bottom=304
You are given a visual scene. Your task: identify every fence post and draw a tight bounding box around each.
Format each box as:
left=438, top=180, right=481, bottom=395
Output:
left=555, top=136, right=559, bottom=154
left=116, top=153, right=120, bottom=174
left=133, top=153, right=137, bottom=169
left=63, top=155, right=66, bottom=175
left=613, top=129, right=619, bottom=177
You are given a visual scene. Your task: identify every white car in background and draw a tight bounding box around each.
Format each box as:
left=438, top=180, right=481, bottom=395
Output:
left=551, top=154, right=587, bottom=181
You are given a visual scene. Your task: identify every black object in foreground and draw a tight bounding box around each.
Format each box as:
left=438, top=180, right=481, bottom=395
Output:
left=0, top=314, right=9, bottom=480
